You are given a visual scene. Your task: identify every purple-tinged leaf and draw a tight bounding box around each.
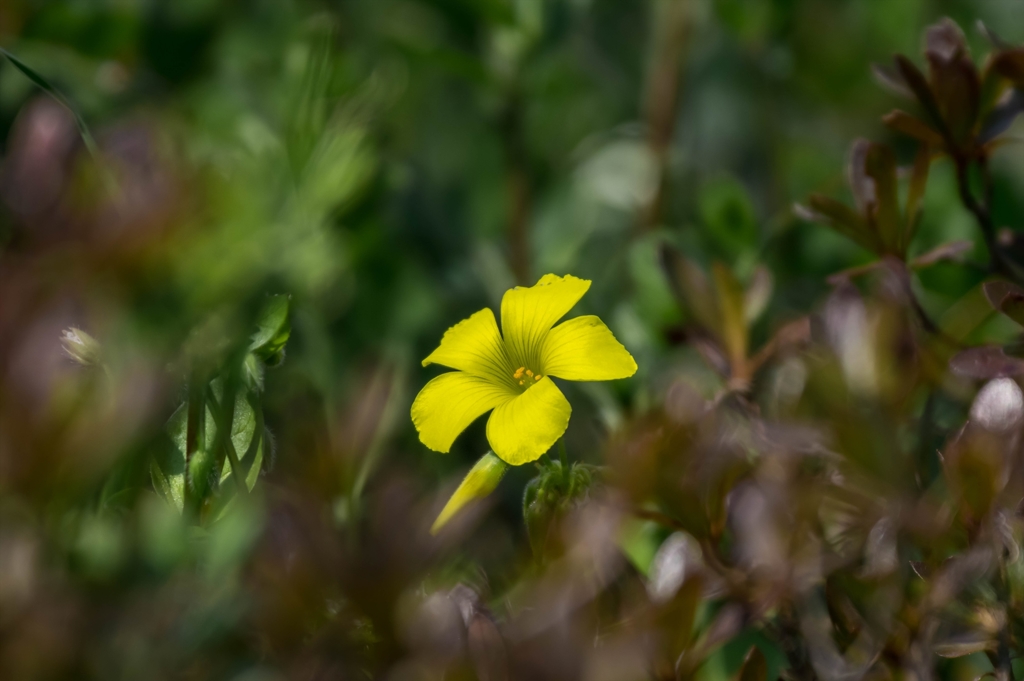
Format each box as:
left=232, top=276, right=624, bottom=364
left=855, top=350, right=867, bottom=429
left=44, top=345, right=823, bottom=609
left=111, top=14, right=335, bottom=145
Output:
left=925, top=19, right=969, bottom=63
left=979, top=89, right=1024, bottom=144
left=982, top=280, right=1022, bottom=309
left=950, top=346, right=1024, bottom=378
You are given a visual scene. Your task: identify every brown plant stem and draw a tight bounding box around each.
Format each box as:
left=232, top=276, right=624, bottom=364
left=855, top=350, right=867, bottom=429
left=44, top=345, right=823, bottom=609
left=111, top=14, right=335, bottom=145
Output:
left=501, top=90, right=531, bottom=284
left=638, top=0, right=691, bottom=233
left=953, top=155, right=1024, bottom=284
left=993, top=561, right=1017, bottom=681
left=770, top=606, right=818, bottom=681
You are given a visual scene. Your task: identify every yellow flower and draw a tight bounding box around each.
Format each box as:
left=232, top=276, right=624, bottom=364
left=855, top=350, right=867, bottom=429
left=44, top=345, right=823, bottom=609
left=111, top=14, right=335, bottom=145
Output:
left=412, top=274, right=637, bottom=465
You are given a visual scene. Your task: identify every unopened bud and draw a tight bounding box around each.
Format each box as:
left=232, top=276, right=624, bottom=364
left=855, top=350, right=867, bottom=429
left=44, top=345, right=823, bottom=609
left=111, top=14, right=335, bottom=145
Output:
left=431, top=452, right=508, bottom=535
left=61, top=327, right=101, bottom=366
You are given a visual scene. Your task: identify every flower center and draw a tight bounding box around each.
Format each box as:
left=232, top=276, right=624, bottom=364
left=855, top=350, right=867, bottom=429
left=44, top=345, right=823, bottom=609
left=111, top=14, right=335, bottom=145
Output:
left=513, top=366, right=543, bottom=388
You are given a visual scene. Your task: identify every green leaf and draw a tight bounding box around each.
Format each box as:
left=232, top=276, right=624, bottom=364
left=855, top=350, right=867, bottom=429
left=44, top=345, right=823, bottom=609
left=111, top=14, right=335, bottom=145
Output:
left=698, top=175, right=758, bottom=264
left=151, top=386, right=265, bottom=514
left=215, top=388, right=263, bottom=491
left=242, top=352, right=265, bottom=392
left=151, top=403, right=188, bottom=512
left=249, top=295, right=291, bottom=360
left=0, top=47, right=99, bottom=158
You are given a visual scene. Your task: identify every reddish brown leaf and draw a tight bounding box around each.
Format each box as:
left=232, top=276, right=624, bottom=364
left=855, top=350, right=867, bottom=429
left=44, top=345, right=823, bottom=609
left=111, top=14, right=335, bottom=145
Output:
left=882, top=110, right=944, bottom=146
left=924, top=20, right=980, bottom=143
left=903, top=144, right=932, bottom=247
left=736, top=646, right=768, bottom=681
left=803, top=194, right=878, bottom=253
left=894, top=54, right=945, bottom=131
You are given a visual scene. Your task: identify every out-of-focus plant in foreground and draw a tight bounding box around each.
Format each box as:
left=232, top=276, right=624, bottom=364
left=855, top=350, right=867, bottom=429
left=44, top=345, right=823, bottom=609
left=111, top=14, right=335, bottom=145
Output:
left=6, top=4, right=1024, bottom=681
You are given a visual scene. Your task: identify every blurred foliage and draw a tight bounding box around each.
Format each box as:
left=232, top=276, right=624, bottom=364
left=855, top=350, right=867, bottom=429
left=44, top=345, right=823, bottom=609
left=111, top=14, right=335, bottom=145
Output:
left=5, top=0, right=1024, bottom=680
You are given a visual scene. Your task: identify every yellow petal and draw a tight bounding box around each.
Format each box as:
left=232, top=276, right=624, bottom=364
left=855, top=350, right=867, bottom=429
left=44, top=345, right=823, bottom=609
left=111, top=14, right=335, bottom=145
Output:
left=541, top=315, right=637, bottom=381
left=423, top=309, right=517, bottom=390
left=486, top=377, right=571, bottom=465
left=431, top=451, right=508, bottom=534
left=412, top=372, right=514, bottom=453
left=500, top=274, right=591, bottom=370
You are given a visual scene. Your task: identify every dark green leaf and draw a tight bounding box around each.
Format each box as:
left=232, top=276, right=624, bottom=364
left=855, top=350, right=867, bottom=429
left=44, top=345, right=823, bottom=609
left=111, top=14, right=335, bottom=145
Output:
left=698, top=176, right=758, bottom=263
left=0, top=47, right=99, bottom=158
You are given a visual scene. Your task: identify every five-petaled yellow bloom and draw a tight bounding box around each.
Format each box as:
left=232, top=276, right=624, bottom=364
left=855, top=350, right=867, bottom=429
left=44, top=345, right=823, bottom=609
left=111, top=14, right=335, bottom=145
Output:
left=412, top=274, right=637, bottom=465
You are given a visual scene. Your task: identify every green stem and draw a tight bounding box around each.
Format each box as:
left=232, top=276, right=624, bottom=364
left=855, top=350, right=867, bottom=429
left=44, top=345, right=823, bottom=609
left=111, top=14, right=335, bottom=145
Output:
left=184, top=374, right=206, bottom=517
left=558, top=438, right=569, bottom=486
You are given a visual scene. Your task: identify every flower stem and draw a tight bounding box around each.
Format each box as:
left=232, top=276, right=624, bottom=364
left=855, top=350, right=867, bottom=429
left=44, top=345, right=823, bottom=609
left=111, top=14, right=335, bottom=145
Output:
left=558, top=438, right=569, bottom=486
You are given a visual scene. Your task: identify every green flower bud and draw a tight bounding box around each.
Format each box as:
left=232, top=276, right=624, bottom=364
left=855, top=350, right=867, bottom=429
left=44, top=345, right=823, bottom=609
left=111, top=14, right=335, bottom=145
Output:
left=431, top=452, right=508, bottom=534
left=522, top=460, right=597, bottom=557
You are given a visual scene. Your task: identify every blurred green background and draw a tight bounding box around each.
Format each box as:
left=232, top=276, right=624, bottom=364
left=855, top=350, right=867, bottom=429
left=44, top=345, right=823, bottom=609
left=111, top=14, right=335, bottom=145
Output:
left=2, top=0, right=1024, bottom=679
